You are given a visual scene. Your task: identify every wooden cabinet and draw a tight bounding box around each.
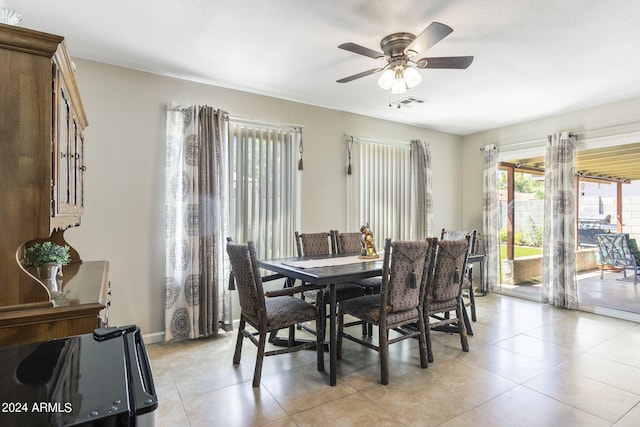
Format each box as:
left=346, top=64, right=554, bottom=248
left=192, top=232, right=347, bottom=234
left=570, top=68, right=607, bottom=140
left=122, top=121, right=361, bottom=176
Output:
left=54, top=65, right=86, bottom=219
left=0, top=23, right=106, bottom=344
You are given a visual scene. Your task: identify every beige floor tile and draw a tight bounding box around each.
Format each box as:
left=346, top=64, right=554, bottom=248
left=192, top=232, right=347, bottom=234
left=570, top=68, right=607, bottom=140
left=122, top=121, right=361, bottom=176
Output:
left=614, top=403, right=640, bottom=426
left=427, top=358, right=518, bottom=406
left=460, top=343, right=552, bottom=383
left=523, top=323, right=609, bottom=351
left=588, top=325, right=640, bottom=368
left=438, top=406, right=512, bottom=427
left=563, top=352, right=640, bottom=395
left=260, top=363, right=357, bottom=415
left=291, top=392, right=400, bottom=427
left=156, top=396, right=190, bottom=427
left=359, top=369, right=476, bottom=426
left=524, top=365, right=640, bottom=422
left=494, top=334, right=579, bottom=367
left=182, top=382, right=289, bottom=427
left=478, top=386, right=610, bottom=426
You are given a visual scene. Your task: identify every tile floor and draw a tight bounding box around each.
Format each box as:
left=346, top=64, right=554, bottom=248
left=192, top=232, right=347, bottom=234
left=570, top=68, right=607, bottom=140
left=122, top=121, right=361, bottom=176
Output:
left=147, top=293, right=640, bottom=426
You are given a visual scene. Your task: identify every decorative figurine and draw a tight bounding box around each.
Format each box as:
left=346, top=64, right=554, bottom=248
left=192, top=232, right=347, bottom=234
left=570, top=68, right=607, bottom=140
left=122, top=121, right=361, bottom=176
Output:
left=359, top=223, right=379, bottom=259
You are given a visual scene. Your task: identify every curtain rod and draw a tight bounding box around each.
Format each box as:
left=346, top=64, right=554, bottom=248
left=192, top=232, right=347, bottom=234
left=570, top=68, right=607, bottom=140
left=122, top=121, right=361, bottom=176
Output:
left=344, top=134, right=412, bottom=147
left=479, top=119, right=640, bottom=151
left=229, top=115, right=303, bottom=130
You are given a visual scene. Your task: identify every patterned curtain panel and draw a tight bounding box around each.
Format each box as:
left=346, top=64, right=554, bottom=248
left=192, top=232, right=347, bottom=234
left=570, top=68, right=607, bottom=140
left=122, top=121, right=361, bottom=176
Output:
left=165, top=104, right=231, bottom=340
left=410, top=140, right=433, bottom=239
left=542, top=132, right=578, bottom=308
left=482, top=145, right=499, bottom=292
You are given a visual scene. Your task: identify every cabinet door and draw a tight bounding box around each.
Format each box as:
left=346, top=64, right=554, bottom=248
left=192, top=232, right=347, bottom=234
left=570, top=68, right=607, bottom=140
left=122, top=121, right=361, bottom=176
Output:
left=55, top=82, right=72, bottom=214
left=54, top=77, right=79, bottom=216
left=73, top=115, right=85, bottom=213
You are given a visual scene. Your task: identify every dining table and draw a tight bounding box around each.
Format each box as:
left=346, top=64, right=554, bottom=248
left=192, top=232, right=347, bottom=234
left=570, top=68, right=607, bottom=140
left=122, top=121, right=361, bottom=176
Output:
left=258, top=252, right=383, bottom=386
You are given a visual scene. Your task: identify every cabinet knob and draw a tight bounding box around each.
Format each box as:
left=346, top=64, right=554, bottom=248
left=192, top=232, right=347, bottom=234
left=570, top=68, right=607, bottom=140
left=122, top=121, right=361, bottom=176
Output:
left=74, top=153, right=80, bottom=159
left=79, top=166, right=87, bottom=171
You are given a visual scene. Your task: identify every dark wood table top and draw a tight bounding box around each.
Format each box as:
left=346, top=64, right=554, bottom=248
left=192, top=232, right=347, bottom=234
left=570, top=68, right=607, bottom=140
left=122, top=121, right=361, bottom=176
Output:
left=258, top=253, right=383, bottom=285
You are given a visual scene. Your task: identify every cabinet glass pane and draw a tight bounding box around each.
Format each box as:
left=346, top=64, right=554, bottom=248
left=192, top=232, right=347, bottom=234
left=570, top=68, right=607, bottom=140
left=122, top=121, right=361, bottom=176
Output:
left=59, top=86, right=70, bottom=206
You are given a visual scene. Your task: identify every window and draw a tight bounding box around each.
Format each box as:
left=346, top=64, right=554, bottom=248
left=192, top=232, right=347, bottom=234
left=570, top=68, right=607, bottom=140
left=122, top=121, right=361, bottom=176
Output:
left=347, top=138, right=412, bottom=247
left=228, top=120, right=300, bottom=259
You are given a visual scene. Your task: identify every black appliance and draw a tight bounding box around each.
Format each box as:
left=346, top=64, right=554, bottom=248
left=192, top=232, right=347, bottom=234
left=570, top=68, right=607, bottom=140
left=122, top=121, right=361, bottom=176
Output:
left=0, top=325, right=158, bottom=426
left=578, top=215, right=616, bottom=247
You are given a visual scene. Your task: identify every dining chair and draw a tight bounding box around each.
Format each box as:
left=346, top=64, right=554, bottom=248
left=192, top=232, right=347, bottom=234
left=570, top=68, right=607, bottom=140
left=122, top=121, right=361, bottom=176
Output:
left=332, top=230, right=363, bottom=254
left=226, top=240, right=325, bottom=387
left=424, top=236, right=470, bottom=363
left=332, top=230, right=382, bottom=336
left=294, top=231, right=367, bottom=335
left=337, top=238, right=431, bottom=385
left=332, top=230, right=382, bottom=291
left=441, top=228, right=478, bottom=322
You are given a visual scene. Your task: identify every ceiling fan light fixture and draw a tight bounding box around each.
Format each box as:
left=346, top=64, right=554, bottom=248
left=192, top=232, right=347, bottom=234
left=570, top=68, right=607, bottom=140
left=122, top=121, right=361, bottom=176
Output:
left=391, top=73, right=406, bottom=94
left=403, top=66, right=422, bottom=88
left=377, top=68, right=394, bottom=90
left=0, top=7, right=22, bottom=25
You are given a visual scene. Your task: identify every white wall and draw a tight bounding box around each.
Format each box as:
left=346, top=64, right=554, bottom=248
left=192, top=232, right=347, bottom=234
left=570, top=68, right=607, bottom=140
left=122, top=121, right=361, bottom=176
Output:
left=64, top=59, right=463, bottom=338
left=461, top=97, right=640, bottom=232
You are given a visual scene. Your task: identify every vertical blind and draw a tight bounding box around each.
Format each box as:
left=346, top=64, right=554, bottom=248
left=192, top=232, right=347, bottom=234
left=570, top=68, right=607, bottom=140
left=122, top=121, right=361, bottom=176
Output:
left=348, top=138, right=412, bottom=247
left=228, top=120, right=300, bottom=260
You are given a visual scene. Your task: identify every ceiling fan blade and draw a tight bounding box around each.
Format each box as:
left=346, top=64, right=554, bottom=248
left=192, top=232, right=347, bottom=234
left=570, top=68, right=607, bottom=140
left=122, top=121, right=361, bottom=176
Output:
left=416, top=56, right=474, bottom=69
left=405, top=22, right=453, bottom=55
left=338, top=42, right=384, bottom=59
left=336, top=68, right=383, bottom=83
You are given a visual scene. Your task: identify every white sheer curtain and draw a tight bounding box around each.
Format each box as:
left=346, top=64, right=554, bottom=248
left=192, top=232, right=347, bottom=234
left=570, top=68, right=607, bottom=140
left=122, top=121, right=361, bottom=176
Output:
left=165, top=104, right=231, bottom=340
left=482, top=144, right=499, bottom=292
left=347, top=136, right=429, bottom=246
left=228, top=120, right=300, bottom=260
left=410, top=140, right=433, bottom=239
left=542, top=131, right=578, bottom=308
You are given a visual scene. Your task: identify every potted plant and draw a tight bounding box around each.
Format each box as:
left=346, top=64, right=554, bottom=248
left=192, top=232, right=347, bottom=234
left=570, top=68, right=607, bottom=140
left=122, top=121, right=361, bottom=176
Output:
left=24, top=242, right=71, bottom=296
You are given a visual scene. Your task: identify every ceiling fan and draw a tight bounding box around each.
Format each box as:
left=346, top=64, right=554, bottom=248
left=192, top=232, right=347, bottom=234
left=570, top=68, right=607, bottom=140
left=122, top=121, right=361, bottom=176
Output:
left=336, top=22, right=473, bottom=94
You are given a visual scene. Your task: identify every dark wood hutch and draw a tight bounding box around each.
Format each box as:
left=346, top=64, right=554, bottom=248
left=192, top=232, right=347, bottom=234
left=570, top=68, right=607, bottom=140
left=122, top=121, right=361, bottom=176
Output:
left=0, top=23, right=108, bottom=345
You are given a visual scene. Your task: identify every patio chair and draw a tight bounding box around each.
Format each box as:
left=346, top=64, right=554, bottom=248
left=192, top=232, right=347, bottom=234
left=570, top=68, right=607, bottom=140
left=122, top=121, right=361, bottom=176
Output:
left=425, top=236, right=471, bottom=362
left=596, top=233, right=640, bottom=285
left=226, top=240, right=324, bottom=387
left=337, top=238, right=431, bottom=384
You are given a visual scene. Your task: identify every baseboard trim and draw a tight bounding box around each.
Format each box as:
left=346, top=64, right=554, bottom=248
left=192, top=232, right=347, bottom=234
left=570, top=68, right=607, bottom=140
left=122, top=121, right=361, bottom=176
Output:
left=142, top=331, right=165, bottom=344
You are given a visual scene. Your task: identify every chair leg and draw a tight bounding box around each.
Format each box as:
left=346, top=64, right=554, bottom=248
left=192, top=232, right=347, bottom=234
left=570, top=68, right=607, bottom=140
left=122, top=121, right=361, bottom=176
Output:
left=468, top=289, right=477, bottom=322
left=379, top=325, right=389, bottom=385
left=233, top=318, right=245, bottom=365
left=417, top=312, right=428, bottom=369
left=426, top=315, right=434, bottom=363
left=337, top=309, right=344, bottom=359
left=456, top=304, right=469, bottom=352
left=316, top=305, right=325, bottom=372
left=461, top=303, right=473, bottom=336
left=253, top=330, right=267, bottom=387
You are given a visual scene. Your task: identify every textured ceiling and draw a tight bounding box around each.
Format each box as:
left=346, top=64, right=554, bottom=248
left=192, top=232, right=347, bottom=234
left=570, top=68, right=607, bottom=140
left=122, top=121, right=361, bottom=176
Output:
left=7, top=0, right=640, bottom=136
